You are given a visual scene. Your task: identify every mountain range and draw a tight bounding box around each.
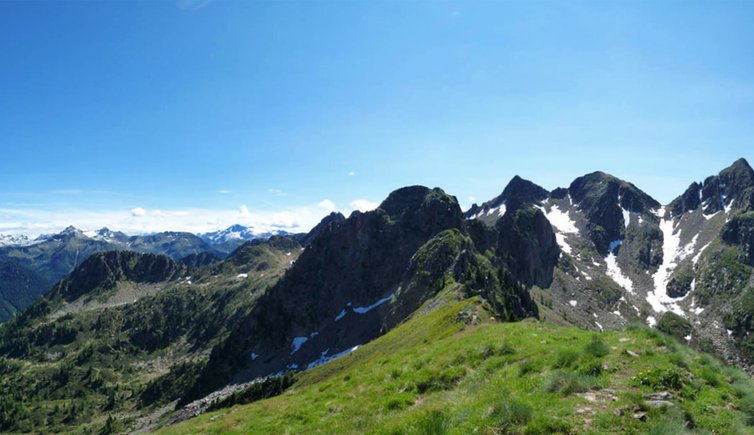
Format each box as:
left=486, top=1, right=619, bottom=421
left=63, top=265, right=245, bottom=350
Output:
left=0, top=225, right=283, bottom=322
left=0, top=158, right=754, bottom=433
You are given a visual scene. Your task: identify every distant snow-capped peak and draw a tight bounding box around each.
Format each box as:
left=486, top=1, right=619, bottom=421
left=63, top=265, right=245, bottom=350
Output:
left=0, top=233, right=33, bottom=247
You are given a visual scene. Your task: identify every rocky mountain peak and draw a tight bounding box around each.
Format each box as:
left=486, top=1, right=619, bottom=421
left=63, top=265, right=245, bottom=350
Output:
left=293, top=212, right=346, bottom=246
left=377, top=186, right=464, bottom=234
left=464, top=176, right=548, bottom=221
left=568, top=171, right=660, bottom=255
left=670, top=158, right=754, bottom=217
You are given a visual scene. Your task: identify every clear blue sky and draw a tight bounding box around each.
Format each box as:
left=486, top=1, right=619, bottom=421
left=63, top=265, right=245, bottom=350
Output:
left=1, top=0, right=753, bottom=234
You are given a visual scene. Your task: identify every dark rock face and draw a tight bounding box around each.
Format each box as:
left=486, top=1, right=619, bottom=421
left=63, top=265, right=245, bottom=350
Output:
left=666, top=267, right=694, bottom=298
left=721, top=212, right=754, bottom=266
left=465, top=176, right=549, bottom=219
left=52, top=251, right=179, bottom=302
left=670, top=158, right=754, bottom=216
left=293, top=212, right=346, bottom=246
left=702, top=158, right=754, bottom=214
left=568, top=171, right=660, bottom=256
left=496, top=208, right=560, bottom=289
left=189, top=187, right=466, bottom=397
left=668, top=182, right=702, bottom=218
left=623, top=220, right=664, bottom=271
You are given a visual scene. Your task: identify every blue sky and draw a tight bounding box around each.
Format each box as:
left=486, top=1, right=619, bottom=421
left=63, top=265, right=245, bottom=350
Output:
left=1, top=0, right=753, bottom=235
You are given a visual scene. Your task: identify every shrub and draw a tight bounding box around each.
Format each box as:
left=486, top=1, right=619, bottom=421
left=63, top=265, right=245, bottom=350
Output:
left=544, top=371, right=593, bottom=395
left=490, top=399, right=532, bottom=431
left=578, top=358, right=603, bottom=377
left=412, top=409, right=449, bottom=435
left=552, top=350, right=579, bottom=369
left=518, top=359, right=538, bottom=376
left=583, top=336, right=610, bottom=358
left=739, top=394, right=754, bottom=426
left=699, top=366, right=720, bottom=387
left=631, top=368, right=684, bottom=390
left=414, top=366, right=465, bottom=393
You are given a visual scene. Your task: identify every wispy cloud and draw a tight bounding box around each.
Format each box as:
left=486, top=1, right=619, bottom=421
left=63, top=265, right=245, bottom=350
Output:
left=267, top=188, right=288, bottom=197
left=131, top=207, right=147, bottom=217
left=348, top=171, right=356, bottom=176
left=217, top=189, right=232, bottom=194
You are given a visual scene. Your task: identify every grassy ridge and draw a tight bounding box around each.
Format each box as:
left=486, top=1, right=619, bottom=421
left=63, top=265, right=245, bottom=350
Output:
left=162, top=295, right=754, bottom=434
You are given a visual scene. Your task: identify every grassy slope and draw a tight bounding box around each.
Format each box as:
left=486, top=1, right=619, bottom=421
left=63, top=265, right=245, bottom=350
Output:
left=162, top=294, right=754, bottom=435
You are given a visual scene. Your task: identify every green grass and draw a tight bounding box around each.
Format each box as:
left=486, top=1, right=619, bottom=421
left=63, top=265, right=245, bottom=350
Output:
left=159, top=297, right=754, bottom=435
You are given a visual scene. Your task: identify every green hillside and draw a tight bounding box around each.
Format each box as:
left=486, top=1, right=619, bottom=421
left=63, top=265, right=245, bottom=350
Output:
left=162, top=294, right=754, bottom=435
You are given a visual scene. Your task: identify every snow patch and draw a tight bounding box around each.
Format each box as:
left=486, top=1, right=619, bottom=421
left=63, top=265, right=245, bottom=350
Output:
left=236, top=273, right=248, bottom=279
left=647, top=316, right=657, bottom=327
left=250, top=352, right=259, bottom=360
left=692, top=242, right=711, bottom=265
left=622, top=208, right=631, bottom=229
left=703, top=211, right=721, bottom=220
left=605, top=251, right=634, bottom=294
left=353, top=293, right=395, bottom=314
left=609, top=240, right=622, bottom=253
left=555, top=233, right=572, bottom=254
left=539, top=204, right=578, bottom=233
left=307, top=345, right=360, bottom=369
left=595, top=322, right=604, bottom=332
left=647, top=209, right=696, bottom=315
left=536, top=204, right=579, bottom=256
left=290, top=336, right=308, bottom=355
left=334, top=308, right=347, bottom=322
left=569, top=300, right=578, bottom=307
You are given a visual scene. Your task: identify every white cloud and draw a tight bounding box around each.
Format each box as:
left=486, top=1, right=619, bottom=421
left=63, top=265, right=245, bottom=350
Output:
left=217, top=189, right=232, bottom=194
left=348, top=171, right=356, bottom=176
left=349, top=199, right=379, bottom=212
left=267, top=188, right=288, bottom=197
left=239, top=205, right=251, bottom=218
left=131, top=207, right=147, bottom=217
left=0, top=203, right=334, bottom=238
left=317, top=199, right=337, bottom=213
